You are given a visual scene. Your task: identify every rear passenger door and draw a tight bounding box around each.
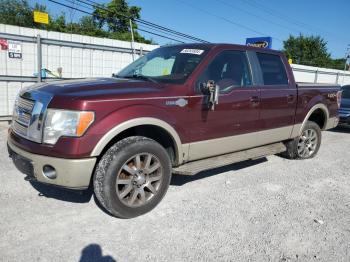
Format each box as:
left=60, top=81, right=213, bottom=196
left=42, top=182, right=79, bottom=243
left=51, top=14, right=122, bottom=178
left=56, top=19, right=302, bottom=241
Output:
left=254, top=52, right=297, bottom=140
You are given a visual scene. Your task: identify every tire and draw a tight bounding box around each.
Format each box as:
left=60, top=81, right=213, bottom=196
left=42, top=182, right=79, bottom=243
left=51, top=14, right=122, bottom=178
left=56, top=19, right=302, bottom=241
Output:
left=93, top=136, right=172, bottom=218
left=281, top=121, right=322, bottom=160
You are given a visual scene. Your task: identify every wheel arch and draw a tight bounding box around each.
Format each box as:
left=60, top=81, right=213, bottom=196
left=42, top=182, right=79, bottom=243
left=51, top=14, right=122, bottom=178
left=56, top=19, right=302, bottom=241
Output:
left=90, top=117, right=184, bottom=165
left=293, top=103, right=329, bottom=136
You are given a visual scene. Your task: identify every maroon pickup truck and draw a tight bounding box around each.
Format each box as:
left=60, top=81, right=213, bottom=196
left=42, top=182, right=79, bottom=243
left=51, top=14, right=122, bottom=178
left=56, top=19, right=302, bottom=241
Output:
left=8, top=43, right=341, bottom=218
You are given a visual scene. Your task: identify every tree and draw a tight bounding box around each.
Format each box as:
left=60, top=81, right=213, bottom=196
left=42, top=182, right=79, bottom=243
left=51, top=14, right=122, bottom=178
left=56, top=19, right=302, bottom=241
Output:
left=93, top=0, right=140, bottom=33
left=283, top=34, right=332, bottom=68
left=0, top=0, right=35, bottom=27
left=92, top=0, right=151, bottom=43
left=0, top=0, right=152, bottom=44
left=78, top=16, right=107, bottom=37
left=327, top=58, right=347, bottom=70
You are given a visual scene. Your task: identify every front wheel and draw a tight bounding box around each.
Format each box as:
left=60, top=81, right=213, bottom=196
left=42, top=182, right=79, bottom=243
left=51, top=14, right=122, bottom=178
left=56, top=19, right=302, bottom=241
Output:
left=93, top=136, right=172, bottom=218
left=282, top=121, right=321, bottom=160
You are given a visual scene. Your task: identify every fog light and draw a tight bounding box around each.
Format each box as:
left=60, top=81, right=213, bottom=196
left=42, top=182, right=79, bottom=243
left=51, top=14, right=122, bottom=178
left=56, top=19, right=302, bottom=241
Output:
left=43, top=165, right=57, bottom=179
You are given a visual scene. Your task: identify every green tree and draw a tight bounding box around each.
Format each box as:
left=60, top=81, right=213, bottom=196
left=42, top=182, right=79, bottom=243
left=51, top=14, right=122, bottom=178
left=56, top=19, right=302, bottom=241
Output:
left=327, top=58, right=347, bottom=70
left=47, top=14, right=67, bottom=32
left=0, top=0, right=152, bottom=44
left=93, top=0, right=140, bottom=33
left=92, top=0, right=152, bottom=43
left=77, top=16, right=107, bottom=37
left=0, top=0, right=35, bottom=27
left=283, top=34, right=332, bottom=67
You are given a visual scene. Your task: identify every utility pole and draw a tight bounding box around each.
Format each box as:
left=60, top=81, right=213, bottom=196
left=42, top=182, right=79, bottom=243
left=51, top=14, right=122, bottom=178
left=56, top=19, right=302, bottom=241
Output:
left=129, top=19, right=135, bottom=62
left=344, top=45, right=350, bottom=71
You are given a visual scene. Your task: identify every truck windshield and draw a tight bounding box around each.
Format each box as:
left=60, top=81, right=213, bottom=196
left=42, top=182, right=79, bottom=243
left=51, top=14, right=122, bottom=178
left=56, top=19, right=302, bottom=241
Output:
left=117, top=46, right=210, bottom=84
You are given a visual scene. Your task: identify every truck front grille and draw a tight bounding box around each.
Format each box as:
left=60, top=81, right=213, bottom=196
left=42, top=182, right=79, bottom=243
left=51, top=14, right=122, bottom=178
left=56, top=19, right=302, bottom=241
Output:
left=12, top=121, right=28, bottom=136
left=12, top=96, right=36, bottom=140
left=12, top=95, right=44, bottom=143
left=17, top=97, right=35, bottom=112
left=11, top=88, right=53, bottom=143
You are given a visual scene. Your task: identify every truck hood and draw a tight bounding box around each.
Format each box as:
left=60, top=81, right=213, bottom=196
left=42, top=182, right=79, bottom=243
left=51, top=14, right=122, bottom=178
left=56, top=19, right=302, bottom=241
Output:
left=23, top=77, right=164, bottom=99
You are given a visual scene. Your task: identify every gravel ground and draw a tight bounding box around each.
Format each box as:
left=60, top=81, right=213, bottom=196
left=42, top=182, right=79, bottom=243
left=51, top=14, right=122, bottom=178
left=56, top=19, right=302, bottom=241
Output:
left=1, top=122, right=350, bottom=262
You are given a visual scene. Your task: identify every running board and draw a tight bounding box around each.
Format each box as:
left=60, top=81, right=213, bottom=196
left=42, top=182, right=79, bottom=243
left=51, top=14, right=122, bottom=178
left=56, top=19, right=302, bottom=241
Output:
left=173, top=142, right=286, bottom=176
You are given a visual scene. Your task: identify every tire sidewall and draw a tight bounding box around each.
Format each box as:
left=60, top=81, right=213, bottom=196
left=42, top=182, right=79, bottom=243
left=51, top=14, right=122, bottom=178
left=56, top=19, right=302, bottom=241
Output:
left=102, top=138, right=171, bottom=218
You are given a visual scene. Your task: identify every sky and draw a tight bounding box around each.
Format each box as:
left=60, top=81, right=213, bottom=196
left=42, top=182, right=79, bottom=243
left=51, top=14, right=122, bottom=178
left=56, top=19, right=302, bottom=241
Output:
left=30, top=0, right=350, bottom=58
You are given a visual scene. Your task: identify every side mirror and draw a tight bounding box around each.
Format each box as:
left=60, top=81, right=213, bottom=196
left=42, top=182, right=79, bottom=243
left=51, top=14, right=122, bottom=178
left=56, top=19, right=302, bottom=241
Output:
left=201, top=80, right=219, bottom=110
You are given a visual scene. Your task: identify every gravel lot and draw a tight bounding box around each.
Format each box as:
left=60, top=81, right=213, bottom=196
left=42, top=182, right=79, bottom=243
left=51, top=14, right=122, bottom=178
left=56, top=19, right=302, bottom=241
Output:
left=1, top=122, right=350, bottom=262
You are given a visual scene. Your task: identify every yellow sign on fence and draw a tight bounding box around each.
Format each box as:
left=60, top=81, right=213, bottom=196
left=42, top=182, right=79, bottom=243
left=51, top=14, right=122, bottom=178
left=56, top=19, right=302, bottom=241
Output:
left=34, top=11, right=49, bottom=25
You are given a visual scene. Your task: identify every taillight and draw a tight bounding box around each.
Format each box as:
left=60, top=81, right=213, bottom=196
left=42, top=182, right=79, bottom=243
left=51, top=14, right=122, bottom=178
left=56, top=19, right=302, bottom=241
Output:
left=336, top=90, right=342, bottom=109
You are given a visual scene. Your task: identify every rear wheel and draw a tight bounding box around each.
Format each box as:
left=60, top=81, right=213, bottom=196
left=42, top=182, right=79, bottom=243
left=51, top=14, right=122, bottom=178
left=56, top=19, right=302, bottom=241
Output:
left=93, top=136, right=172, bottom=218
left=282, top=121, right=321, bottom=159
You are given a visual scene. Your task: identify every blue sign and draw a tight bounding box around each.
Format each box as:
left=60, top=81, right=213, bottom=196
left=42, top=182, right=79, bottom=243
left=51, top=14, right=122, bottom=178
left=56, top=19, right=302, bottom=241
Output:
left=246, top=37, right=272, bottom=49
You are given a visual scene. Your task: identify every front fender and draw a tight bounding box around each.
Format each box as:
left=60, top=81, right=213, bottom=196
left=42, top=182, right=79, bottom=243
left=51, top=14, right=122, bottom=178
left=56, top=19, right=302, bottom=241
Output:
left=88, top=105, right=185, bottom=164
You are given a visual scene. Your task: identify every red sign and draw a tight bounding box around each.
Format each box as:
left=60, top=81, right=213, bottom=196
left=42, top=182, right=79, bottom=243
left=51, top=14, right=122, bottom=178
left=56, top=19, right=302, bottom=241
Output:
left=0, top=39, right=8, bottom=50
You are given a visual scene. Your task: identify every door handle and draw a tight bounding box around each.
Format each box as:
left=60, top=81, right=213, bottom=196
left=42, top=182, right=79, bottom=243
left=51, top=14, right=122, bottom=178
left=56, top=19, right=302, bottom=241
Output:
left=287, top=94, right=294, bottom=103
left=250, top=96, right=259, bottom=104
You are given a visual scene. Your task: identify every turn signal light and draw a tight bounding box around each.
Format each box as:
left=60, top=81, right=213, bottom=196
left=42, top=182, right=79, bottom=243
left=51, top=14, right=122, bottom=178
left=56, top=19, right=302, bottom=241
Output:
left=77, top=112, right=95, bottom=136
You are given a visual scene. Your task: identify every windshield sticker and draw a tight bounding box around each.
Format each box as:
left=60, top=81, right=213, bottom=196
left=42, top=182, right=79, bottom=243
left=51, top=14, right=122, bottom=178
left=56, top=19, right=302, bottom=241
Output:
left=162, top=68, right=169, bottom=75
left=180, top=49, right=204, bottom=55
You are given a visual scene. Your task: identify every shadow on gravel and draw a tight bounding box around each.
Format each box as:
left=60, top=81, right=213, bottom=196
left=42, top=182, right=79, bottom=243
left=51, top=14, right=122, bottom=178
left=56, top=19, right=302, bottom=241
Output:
left=171, top=157, right=268, bottom=186
left=79, top=244, right=116, bottom=262
left=27, top=158, right=268, bottom=205
left=29, top=181, right=93, bottom=203
left=328, top=125, right=350, bottom=133
left=29, top=181, right=115, bottom=217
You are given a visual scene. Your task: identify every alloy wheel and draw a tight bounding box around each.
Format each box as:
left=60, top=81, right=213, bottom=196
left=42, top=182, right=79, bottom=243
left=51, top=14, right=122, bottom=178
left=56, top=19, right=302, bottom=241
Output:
left=116, top=153, right=163, bottom=207
left=297, top=128, right=318, bottom=158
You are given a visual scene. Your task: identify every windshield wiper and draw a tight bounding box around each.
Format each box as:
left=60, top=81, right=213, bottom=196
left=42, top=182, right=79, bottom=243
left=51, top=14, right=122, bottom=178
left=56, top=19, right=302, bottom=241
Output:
left=122, top=74, right=157, bottom=83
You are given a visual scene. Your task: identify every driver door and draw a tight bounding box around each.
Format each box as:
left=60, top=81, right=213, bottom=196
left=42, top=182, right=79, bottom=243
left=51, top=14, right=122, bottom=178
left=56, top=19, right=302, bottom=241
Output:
left=186, top=50, right=261, bottom=161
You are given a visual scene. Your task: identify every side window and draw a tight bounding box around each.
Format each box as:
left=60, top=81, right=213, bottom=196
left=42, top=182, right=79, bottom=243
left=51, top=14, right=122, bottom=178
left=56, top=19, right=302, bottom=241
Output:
left=197, top=50, right=252, bottom=94
left=256, top=53, right=288, bottom=85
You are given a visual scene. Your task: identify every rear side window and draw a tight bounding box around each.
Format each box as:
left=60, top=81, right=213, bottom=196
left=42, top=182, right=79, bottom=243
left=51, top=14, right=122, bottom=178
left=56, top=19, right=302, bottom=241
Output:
left=256, top=53, right=288, bottom=85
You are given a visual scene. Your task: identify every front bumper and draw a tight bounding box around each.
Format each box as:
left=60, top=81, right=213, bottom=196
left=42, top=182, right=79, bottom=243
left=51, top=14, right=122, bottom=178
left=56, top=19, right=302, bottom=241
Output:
left=8, top=139, right=96, bottom=190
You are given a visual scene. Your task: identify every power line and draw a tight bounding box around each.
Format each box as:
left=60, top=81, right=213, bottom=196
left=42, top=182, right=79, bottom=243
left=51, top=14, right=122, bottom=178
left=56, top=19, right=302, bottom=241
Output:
left=136, top=23, right=192, bottom=42
left=240, top=0, right=350, bottom=44
left=214, top=0, right=302, bottom=35
left=137, top=28, right=184, bottom=43
left=73, top=0, right=209, bottom=43
left=48, top=0, right=189, bottom=43
left=176, top=0, right=284, bottom=43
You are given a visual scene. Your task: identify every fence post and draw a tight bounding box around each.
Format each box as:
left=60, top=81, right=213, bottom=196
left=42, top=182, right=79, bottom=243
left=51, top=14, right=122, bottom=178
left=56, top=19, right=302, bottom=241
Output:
left=314, top=69, right=318, bottom=83
left=37, top=34, right=42, bottom=83
left=129, top=19, right=135, bottom=61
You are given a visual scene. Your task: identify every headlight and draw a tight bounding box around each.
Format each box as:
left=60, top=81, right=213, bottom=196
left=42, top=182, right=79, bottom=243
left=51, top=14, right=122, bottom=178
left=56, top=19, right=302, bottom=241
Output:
left=43, top=109, right=94, bottom=145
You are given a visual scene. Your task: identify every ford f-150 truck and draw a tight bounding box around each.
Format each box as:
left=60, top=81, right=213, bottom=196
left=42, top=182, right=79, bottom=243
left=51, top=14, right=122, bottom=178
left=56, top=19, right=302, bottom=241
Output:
left=8, top=43, right=341, bottom=218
